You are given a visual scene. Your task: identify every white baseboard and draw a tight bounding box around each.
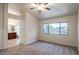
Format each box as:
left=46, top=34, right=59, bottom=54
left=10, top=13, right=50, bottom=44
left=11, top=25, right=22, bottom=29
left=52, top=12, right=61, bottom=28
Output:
left=25, top=40, right=37, bottom=45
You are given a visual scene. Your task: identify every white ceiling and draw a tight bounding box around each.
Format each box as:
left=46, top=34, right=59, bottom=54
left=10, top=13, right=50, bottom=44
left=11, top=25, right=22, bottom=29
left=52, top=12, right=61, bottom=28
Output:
left=9, top=3, right=79, bottom=19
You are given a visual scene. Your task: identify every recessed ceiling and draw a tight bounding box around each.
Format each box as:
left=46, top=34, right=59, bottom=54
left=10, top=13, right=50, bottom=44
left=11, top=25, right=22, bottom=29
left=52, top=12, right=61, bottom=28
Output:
left=9, top=3, right=79, bottom=19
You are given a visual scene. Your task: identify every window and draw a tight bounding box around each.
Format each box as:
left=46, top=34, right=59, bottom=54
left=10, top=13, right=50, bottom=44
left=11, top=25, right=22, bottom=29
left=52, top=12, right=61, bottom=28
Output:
left=49, top=23, right=60, bottom=34
left=60, top=23, right=68, bottom=35
left=43, top=24, right=49, bottom=33
left=43, top=22, right=68, bottom=36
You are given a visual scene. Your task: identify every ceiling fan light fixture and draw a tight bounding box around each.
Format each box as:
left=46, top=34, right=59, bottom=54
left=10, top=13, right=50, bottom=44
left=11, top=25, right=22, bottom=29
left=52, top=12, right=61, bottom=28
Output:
left=32, top=3, right=38, bottom=7
left=37, top=4, right=44, bottom=10
left=30, top=3, right=51, bottom=13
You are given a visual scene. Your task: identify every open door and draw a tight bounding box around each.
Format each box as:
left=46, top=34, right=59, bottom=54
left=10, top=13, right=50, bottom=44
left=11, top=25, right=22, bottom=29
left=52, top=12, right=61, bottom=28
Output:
left=8, top=18, right=20, bottom=47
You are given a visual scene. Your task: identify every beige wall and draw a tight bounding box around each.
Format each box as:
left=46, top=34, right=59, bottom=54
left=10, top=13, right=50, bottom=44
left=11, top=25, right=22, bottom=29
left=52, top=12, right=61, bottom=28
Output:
left=39, top=15, right=78, bottom=47
left=26, top=13, right=38, bottom=44
left=78, top=8, right=79, bottom=52
left=20, top=10, right=27, bottom=44
left=3, top=4, right=8, bottom=49
left=20, top=11, right=38, bottom=44
left=0, top=4, right=8, bottom=49
left=0, top=4, right=4, bottom=49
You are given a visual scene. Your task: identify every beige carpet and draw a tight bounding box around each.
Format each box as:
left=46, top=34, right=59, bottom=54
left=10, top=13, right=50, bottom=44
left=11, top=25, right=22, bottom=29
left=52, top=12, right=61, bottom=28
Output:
left=0, top=41, right=78, bottom=55
left=8, top=39, right=20, bottom=48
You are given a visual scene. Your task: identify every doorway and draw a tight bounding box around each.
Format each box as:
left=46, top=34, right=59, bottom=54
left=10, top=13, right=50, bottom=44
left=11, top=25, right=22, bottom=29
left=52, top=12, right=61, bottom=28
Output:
left=8, top=18, right=20, bottom=48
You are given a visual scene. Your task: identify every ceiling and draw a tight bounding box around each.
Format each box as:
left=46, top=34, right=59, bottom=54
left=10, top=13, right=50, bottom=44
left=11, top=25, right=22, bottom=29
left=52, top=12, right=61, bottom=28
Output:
left=9, top=3, right=79, bottom=19
left=8, top=18, right=19, bottom=25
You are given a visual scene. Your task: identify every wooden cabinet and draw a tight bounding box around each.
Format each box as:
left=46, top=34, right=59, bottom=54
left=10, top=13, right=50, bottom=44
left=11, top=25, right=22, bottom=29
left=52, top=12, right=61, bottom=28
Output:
left=8, top=32, right=17, bottom=39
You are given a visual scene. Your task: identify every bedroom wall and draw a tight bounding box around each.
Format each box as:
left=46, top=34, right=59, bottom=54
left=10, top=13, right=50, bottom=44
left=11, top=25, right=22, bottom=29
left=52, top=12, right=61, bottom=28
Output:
left=26, top=13, right=38, bottom=44
left=39, top=15, right=78, bottom=47
left=20, top=11, right=39, bottom=44
left=3, top=4, right=8, bottom=49
left=0, top=4, right=4, bottom=49
left=20, top=10, right=27, bottom=44
left=0, top=4, right=8, bottom=49
left=78, top=8, right=79, bottom=52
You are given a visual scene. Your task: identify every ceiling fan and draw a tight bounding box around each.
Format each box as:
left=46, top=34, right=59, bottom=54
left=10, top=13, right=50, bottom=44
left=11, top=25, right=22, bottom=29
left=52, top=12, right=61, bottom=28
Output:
left=30, top=3, right=51, bottom=13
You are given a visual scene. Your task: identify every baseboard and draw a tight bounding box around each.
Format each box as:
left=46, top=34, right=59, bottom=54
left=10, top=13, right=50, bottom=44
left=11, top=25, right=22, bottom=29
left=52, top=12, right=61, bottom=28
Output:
left=25, top=40, right=38, bottom=45
left=38, top=40, right=77, bottom=48
left=20, top=41, right=26, bottom=45
left=20, top=40, right=38, bottom=45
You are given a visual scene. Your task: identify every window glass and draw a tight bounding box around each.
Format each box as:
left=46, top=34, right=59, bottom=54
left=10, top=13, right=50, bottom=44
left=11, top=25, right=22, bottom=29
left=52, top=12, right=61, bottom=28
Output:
left=43, top=24, right=49, bottom=33
left=43, top=22, right=68, bottom=36
left=49, top=23, right=60, bottom=34
left=61, top=23, right=68, bottom=35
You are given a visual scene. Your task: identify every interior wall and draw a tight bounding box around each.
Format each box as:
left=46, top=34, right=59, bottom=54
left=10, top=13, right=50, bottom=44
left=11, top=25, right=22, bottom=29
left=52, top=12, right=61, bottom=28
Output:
left=39, top=15, right=78, bottom=47
left=0, top=4, right=8, bottom=49
left=26, top=13, right=38, bottom=44
left=20, top=11, right=39, bottom=44
left=0, top=4, right=4, bottom=49
left=20, top=10, right=27, bottom=44
left=3, top=4, right=8, bottom=49
left=78, top=8, right=79, bottom=52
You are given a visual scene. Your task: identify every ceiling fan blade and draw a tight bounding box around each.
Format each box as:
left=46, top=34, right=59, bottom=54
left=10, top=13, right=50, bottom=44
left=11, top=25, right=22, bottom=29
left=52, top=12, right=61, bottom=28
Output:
left=44, top=3, right=48, bottom=5
left=34, top=3, right=38, bottom=5
left=45, top=8, right=51, bottom=10
left=30, top=7, right=36, bottom=9
left=34, top=3, right=41, bottom=5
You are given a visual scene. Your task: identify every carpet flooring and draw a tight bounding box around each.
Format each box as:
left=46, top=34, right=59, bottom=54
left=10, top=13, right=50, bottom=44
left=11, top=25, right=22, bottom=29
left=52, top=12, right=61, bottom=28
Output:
left=0, top=41, right=78, bottom=55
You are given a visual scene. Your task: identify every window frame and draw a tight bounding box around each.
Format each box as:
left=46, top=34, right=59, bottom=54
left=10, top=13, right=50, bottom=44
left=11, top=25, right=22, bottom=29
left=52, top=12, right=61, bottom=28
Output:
left=43, top=23, right=49, bottom=34
left=60, top=22, right=68, bottom=36
left=49, top=23, right=60, bottom=35
left=43, top=22, right=68, bottom=36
